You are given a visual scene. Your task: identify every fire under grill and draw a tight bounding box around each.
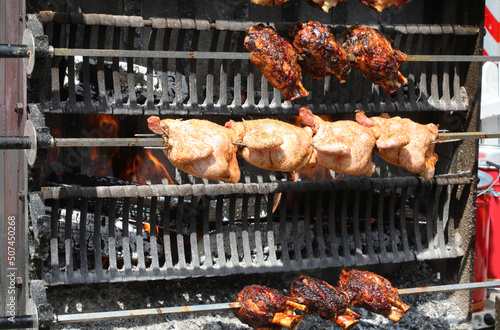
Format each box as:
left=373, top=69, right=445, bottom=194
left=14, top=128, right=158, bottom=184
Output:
left=30, top=11, right=480, bottom=115
left=29, top=173, right=473, bottom=285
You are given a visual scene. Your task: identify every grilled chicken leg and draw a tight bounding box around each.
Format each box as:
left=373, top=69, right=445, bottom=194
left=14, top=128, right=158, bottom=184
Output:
left=338, top=269, right=410, bottom=322
left=147, top=116, right=240, bottom=183
left=245, top=25, right=308, bottom=101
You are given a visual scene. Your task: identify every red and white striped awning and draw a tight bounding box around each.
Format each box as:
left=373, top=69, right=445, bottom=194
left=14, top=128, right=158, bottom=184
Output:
left=485, top=0, right=500, bottom=55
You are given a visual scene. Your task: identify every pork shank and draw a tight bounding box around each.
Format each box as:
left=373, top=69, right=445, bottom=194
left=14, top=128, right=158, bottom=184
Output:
left=299, top=107, right=376, bottom=176
left=147, top=116, right=240, bottom=183
left=338, top=269, right=410, bottom=322
left=234, top=285, right=307, bottom=329
left=225, top=118, right=316, bottom=173
left=290, top=21, right=351, bottom=82
left=291, top=275, right=360, bottom=329
left=339, top=26, right=407, bottom=94
left=245, top=25, right=308, bottom=101
left=355, top=111, right=438, bottom=180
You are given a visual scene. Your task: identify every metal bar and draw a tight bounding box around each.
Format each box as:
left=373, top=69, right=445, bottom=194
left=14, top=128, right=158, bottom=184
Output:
left=0, top=44, right=30, bottom=58
left=56, top=302, right=242, bottom=323
left=50, top=48, right=500, bottom=62
left=0, top=136, right=31, bottom=149
left=399, top=280, right=500, bottom=295
left=437, top=131, right=500, bottom=141
left=53, top=281, right=500, bottom=324
left=53, top=137, right=165, bottom=148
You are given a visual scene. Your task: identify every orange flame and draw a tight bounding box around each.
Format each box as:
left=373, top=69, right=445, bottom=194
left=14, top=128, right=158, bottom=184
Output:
left=120, top=149, right=175, bottom=185
left=88, top=115, right=120, bottom=177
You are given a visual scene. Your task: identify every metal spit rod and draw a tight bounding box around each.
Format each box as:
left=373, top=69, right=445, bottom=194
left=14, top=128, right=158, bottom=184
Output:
left=50, top=280, right=500, bottom=324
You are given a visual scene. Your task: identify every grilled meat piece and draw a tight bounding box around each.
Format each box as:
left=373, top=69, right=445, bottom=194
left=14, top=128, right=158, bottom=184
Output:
left=225, top=118, right=317, bottom=173
left=291, top=276, right=360, bottom=329
left=339, top=26, right=407, bottom=94
left=250, top=0, right=290, bottom=5
left=147, top=116, right=240, bottom=183
left=299, top=107, right=376, bottom=176
left=305, top=0, right=348, bottom=12
left=245, top=25, right=308, bottom=101
left=359, top=0, right=412, bottom=12
left=290, top=21, right=351, bottom=82
left=355, top=111, right=439, bottom=180
left=234, top=285, right=307, bottom=329
left=338, top=269, right=410, bottom=322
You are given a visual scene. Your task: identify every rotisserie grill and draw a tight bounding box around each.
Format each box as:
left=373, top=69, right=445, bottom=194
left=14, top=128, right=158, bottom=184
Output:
left=0, top=0, right=489, bottom=328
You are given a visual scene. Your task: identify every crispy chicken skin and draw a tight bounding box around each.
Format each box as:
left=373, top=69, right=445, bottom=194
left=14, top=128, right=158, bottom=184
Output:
left=225, top=118, right=317, bottom=173
left=147, top=116, right=240, bottom=183
left=338, top=269, right=410, bottom=322
left=305, top=0, right=348, bottom=12
left=290, top=276, right=360, bottom=329
left=234, top=285, right=306, bottom=329
left=339, top=26, right=407, bottom=94
left=355, top=111, right=439, bottom=180
left=250, top=0, right=290, bottom=5
left=290, top=21, right=351, bottom=82
left=360, top=0, right=412, bottom=12
left=299, top=107, right=376, bottom=176
left=245, top=25, right=308, bottom=101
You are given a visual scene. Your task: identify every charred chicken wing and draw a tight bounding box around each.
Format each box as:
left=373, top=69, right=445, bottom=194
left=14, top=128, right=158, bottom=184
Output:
left=245, top=25, right=308, bottom=101
left=339, top=26, right=407, bottom=94
left=338, top=269, right=410, bottom=322
left=147, top=116, right=240, bottom=183
left=355, top=111, right=439, bottom=180
left=299, top=107, right=376, bottom=176
left=290, top=21, right=351, bottom=82
left=225, top=118, right=317, bottom=173
left=234, top=285, right=307, bottom=329
left=291, top=275, right=360, bottom=329
left=359, top=0, right=412, bottom=12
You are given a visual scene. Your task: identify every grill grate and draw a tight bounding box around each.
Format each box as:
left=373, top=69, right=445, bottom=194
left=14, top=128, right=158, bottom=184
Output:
left=30, top=173, right=472, bottom=285
left=30, top=12, right=480, bottom=115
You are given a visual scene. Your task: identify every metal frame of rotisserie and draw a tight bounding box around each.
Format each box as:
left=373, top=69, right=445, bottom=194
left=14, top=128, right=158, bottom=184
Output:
left=0, top=0, right=485, bottom=326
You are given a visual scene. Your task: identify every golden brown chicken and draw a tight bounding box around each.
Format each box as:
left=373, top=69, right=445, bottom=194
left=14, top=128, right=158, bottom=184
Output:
left=250, top=0, right=290, bottom=5
left=299, top=107, right=376, bottom=176
left=147, top=116, right=240, bottom=183
left=338, top=269, right=410, bottom=322
left=339, top=26, right=407, bottom=94
left=225, top=118, right=317, bottom=173
left=305, top=0, right=348, bottom=12
left=234, top=285, right=307, bottom=329
left=245, top=25, right=309, bottom=101
left=291, top=275, right=360, bottom=329
left=290, top=21, right=351, bottom=83
left=359, top=0, right=412, bottom=12
left=355, top=111, right=439, bottom=180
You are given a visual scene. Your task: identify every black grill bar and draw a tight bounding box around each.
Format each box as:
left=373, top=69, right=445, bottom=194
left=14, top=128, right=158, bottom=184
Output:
left=37, top=173, right=473, bottom=285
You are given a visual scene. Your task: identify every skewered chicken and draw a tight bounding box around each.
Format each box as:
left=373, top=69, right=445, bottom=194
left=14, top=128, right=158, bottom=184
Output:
left=234, top=285, right=307, bottom=329
left=339, top=26, right=407, bottom=94
left=359, top=0, right=412, bottom=12
left=290, top=21, right=351, bottom=83
left=338, top=269, right=410, bottom=322
left=245, top=25, right=308, bottom=101
left=290, top=275, right=360, bottom=329
left=147, top=116, right=240, bottom=183
left=299, top=107, right=376, bottom=176
left=355, top=111, right=439, bottom=180
left=250, top=0, right=290, bottom=5
left=225, top=118, right=317, bottom=173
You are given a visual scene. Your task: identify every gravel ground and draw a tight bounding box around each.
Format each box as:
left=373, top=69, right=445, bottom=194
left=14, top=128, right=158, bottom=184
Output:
left=46, top=260, right=476, bottom=330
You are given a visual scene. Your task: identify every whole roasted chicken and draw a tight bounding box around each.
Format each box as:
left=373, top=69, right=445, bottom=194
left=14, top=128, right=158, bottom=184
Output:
left=234, top=285, right=307, bottom=329
left=339, top=26, right=407, bottom=94
left=147, top=116, right=240, bottom=183
left=225, top=118, right=317, bottom=173
left=245, top=25, right=308, bottom=101
left=299, top=107, right=376, bottom=176
left=291, top=275, right=360, bottom=329
left=355, top=111, right=439, bottom=180
left=290, top=21, right=351, bottom=83
left=338, top=269, right=410, bottom=322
